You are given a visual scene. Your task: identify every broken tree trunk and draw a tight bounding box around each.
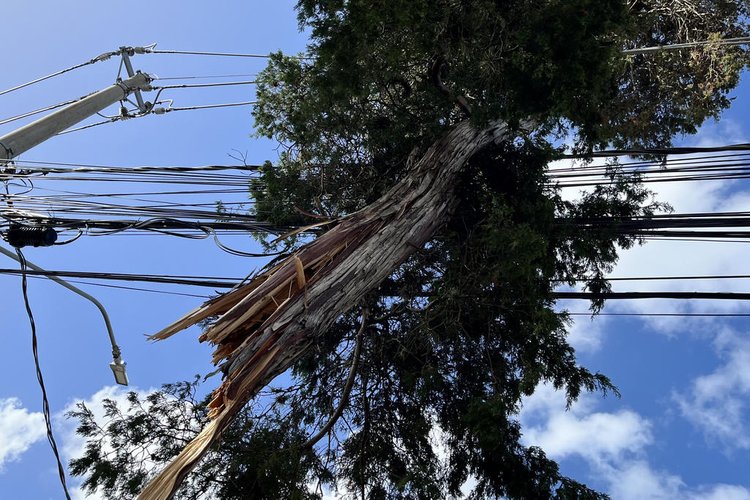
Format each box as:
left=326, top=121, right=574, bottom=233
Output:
left=138, top=120, right=513, bottom=500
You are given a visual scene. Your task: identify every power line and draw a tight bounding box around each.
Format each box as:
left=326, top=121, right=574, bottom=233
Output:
left=16, top=273, right=213, bottom=298
left=9, top=267, right=750, bottom=293
left=0, top=268, right=239, bottom=288
left=4, top=159, right=261, bottom=171
left=151, top=80, right=257, bottom=90
left=623, top=36, right=750, bottom=55
left=0, top=50, right=120, bottom=96
left=143, top=48, right=310, bottom=60
left=567, top=311, right=750, bottom=317
left=554, top=274, right=750, bottom=282
left=55, top=117, right=122, bottom=136
left=15, top=249, right=72, bottom=500
left=159, top=101, right=257, bottom=112
left=155, top=73, right=257, bottom=80
left=48, top=101, right=258, bottom=136
left=560, top=143, right=750, bottom=159
left=554, top=291, right=750, bottom=300
left=64, top=279, right=211, bottom=298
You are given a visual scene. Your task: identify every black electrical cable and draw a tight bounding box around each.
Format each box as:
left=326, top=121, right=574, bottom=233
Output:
left=554, top=291, right=750, bottom=300
left=51, top=277, right=212, bottom=298
left=7, top=272, right=212, bottom=298
left=0, top=268, right=239, bottom=288
left=53, top=230, right=83, bottom=245
left=7, top=161, right=262, bottom=172
left=567, top=312, right=750, bottom=317
left=549, top=151, right=750, bottom=173
left=15, top=249, right=72, bottom=500
left=559, top=143, right=750, bottom=159
left=210, top=230, right=291, bottom=257
left=552, top=274, right=750, bottom=282
left=1, top=215, right=295, bottom=235
left=645, top=237, right=750, bottom=244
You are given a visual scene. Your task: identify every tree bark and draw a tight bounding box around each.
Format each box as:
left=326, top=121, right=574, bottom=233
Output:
left=138, top=120, right=512, bottom=500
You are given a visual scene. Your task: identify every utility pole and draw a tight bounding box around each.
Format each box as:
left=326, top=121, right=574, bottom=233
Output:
left=0, top=52, right=154, bottom=385
left=0, top=71, right=151, bottom=161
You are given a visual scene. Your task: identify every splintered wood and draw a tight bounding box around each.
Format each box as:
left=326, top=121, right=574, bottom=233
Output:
left=150, top=221, right=372, bottom=418
left=138, top=121, right=509, bottom=500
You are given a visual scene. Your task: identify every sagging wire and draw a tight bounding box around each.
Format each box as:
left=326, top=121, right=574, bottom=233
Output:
left=1, top=177, right=34, bottom=198
left=14, top=215, right=295, bottom=256
left=54, top=229, right=83, bottom=245
left=15, top=248, right=72, bottom=500
left=80, top=217, right=293, bottom=257
left=209, top=228, right=292, bottom=257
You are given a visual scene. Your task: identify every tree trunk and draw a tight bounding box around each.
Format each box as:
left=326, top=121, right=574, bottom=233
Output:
left=138, top=120, right=511, bottom=500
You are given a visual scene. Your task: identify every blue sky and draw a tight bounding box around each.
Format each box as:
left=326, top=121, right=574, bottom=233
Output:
left=1, top=2, right=749, bottom=499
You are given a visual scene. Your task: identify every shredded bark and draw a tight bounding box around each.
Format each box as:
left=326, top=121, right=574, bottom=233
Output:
left=139, top=120, right=512, bottom=500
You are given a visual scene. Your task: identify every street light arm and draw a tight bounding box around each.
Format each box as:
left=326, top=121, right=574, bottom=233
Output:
left=0, top=244, right=128, bottom=385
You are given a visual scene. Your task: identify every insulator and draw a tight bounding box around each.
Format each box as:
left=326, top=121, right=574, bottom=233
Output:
left=6, top=224, right=58, bottom=248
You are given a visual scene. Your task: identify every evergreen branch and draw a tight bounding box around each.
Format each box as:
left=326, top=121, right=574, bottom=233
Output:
left=303, top=308, right=368, bottom=449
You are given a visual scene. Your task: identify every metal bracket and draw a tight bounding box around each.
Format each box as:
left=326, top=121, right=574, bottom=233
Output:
left=0, top=141, right=13, bottom=163
left=119, top=47, right=150, bottom=114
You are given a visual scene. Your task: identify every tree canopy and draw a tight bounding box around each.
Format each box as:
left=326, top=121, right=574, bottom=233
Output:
left=70, top=1, right=750, bottom=498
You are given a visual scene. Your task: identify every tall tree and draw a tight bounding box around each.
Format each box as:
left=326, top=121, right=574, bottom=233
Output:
left=70, top=1, right=750, bottom=498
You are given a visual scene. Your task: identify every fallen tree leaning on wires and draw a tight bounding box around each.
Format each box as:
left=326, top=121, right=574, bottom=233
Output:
left=64, top=1, right=750, bottom=498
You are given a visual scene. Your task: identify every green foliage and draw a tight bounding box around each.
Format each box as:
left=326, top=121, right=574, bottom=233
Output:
left=70, top=1, right=750, bottom=498
left=67, top=379, right=329, bottom=499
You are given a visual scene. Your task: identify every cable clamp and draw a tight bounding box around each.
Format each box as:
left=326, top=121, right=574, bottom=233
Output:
left=132, top=43, right=157, bottom=54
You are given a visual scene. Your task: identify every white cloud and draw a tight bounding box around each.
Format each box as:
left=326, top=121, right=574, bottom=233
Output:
left=605, top=461, right=750, bottom=500
left=521, top=383, right=651, bottom=466
left=674, top=329, right=750, bottom=450
left=603, top=460, right=685, bottom=499
left=0, top=397, right=45, bottom=471
left=521, top=383, right=750, bottom=499
left=696, top=484, right=750, bottom=500
left=566, top=314, right=608, bottom=353
left=57, top=385, right=160, bottom=500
